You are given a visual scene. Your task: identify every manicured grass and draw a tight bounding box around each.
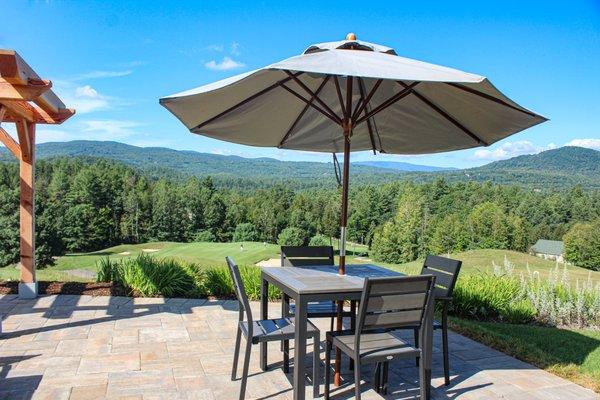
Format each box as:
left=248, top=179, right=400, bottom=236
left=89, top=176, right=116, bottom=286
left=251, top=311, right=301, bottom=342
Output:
left=450, top=317, right=600, bottom=393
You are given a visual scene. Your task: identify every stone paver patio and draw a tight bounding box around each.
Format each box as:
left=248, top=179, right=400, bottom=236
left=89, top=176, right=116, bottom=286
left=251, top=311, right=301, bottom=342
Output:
left=0, top=294, right=597, bottom=400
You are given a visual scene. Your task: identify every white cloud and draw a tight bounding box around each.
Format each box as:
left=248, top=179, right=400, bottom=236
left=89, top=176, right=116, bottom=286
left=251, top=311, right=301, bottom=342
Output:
left=204, top=57, right=245, bottom=71
left=473, top=141, right=557, bottom=161
left=73, top=70, right=133, bottom=81
left=79, top=120, right=142, bottom=140
left=230, top=42, right=241, bottom=56
left=565, top=138, right=600, bottom=151
left=205, top=44, right=224, bottom=52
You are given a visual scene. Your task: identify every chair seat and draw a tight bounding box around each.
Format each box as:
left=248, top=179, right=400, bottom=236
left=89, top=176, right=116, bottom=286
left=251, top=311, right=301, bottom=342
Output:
left=289, top=301, right=354, bottom=317
left=241, top=318, right=319, bottom=344
left=328, top=331, right=420, bottom=363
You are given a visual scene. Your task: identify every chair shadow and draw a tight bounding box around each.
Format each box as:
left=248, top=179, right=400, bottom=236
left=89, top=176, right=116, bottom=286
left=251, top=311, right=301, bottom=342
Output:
left=0, top=355, right=43, bottom=400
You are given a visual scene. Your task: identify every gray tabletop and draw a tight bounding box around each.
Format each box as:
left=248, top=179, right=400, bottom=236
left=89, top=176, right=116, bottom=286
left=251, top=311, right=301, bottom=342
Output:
left=260, top=263, right=403, bottom=295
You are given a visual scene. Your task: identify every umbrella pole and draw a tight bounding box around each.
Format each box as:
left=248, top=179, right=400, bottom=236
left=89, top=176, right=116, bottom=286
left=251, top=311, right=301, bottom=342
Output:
left=334, top=123, right=351, bottom=386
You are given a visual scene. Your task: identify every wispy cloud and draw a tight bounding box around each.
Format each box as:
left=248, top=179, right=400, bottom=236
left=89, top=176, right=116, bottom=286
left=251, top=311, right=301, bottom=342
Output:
left=473, top=140, right=557, bottom=161
left=204, top=57, right=245, bottom=71
left=79, top=120, right=143, bottom=140
left=205, top=44, right=224, bottom=52
left=565, top=138, right=600, bottom=151
left=230, top=42, right=241, bottom=56
left=72, top=70, right=133, bottom=81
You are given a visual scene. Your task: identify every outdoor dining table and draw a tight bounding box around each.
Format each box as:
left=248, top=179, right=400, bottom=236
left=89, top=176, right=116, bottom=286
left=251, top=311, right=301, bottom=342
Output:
left=259, top=264, right=434, bottom=400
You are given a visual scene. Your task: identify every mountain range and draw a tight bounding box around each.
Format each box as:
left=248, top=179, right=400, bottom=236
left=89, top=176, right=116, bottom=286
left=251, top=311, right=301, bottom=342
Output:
left=0, top=141, right=598, bottom=189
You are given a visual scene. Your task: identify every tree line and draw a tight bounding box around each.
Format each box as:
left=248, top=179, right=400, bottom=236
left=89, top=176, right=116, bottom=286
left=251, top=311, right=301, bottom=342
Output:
left=0, top=157, right=598, bottom=269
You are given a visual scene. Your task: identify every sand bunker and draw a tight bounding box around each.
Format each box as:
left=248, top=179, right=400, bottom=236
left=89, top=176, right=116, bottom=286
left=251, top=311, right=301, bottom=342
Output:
left=118, top=251, right=131, bottom=255
left=142, top=248, right=159, bottom=253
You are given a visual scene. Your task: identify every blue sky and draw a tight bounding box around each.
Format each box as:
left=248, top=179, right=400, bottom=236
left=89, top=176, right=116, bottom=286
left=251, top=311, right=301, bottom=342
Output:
left=2, top=0, right=599, bottom=168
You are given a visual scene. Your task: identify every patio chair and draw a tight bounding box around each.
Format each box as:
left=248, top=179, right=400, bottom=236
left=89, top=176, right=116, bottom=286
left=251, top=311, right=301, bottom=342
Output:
left=226, top=257, right=321, bottom=400
left=324, top=275, right=436, bottom=400
left=376, top=255, right=462, bottom=390
left=281, top=246, right=356, bottom=333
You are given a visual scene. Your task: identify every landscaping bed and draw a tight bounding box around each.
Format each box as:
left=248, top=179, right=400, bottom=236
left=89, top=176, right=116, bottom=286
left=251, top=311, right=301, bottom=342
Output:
left=0, top=281, right=128, bottom=296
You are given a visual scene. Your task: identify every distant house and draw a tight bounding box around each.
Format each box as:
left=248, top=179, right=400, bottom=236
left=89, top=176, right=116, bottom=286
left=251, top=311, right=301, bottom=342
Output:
left=530, top=239, right=564, bottom=263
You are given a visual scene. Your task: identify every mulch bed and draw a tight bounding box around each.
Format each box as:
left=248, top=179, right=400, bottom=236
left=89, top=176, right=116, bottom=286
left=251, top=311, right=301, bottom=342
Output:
left=0, top=281, right=129, bottom=296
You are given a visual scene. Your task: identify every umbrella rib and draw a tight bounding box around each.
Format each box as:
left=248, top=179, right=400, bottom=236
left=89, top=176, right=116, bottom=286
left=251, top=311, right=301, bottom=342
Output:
left=284, top=70, right=342, bottom=125
left=279, top=83, right=340, bottom=124
left=193, top=72, right=304, bottom=131
left=445, top=83, right=545, bottom=119
left=357, top=78, right=378, bottom=154
left=399, top=82, right=487, bottom=146
left=351, top=79, right=383, bottom=123
left=355, top=82, right=418, bottom=126
left=333, top=76, right=346, bottom=118
left=278, top=76, right=330, bottom=147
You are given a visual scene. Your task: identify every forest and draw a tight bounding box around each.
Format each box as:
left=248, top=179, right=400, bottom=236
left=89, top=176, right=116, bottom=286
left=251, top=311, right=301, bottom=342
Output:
left=0, top=156, right=599, bottom=269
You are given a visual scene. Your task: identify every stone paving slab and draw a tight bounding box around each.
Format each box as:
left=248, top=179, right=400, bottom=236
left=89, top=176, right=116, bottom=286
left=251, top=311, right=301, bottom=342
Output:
left=0, top=294, right=598, bottom=400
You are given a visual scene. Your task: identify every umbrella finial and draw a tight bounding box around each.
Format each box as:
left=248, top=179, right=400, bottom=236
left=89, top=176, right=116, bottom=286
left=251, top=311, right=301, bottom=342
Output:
left=346, top=32, right=356, bottom=41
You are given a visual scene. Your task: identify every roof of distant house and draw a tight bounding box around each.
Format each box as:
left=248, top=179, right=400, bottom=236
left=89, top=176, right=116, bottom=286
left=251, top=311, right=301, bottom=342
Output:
left=531, top=239, right=564, bottom=256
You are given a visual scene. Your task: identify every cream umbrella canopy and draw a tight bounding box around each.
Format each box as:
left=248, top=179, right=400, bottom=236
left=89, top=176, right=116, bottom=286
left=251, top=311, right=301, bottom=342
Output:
left=160, top=33, right=546, bottom=276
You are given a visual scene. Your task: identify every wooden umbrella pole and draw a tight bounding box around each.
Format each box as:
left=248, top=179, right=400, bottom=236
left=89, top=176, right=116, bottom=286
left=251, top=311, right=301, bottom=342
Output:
left=334, top=74, right=353, bottom=386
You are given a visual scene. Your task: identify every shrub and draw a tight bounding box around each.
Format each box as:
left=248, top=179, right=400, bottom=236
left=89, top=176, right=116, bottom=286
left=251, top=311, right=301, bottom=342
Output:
left=564, top=219, right=600, bottom=271
left=452, top=273, right=535, bottom=324
left=233, top=223, right=258, bottom=242
left=194, top=230, right=216, bottom=242
left=202, top=265, right=281, bottom=301
left=277, top=227, right=308, bottom=246
left=309, top=234, right=330, bottom=246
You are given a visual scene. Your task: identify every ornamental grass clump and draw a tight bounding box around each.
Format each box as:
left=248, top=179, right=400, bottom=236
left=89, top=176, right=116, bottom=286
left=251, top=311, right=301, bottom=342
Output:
left=201, top=265, right=281, bottom=301
left=96, top=254, right=200, bottom=297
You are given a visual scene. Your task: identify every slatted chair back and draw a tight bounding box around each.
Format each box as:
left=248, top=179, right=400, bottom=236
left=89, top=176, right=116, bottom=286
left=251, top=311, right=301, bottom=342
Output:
left=421, top=255, right=462, bottom=300
left=280, top=245, right=334, bottom=267
left=226, top=257, right=253, bottom=324
left=356, top=275, right=436, bottom=334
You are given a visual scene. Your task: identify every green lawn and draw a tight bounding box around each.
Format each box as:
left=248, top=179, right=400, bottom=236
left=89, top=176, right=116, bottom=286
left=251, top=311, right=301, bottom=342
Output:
left=1, top=243, right=598, bottom=285
left=451, top=317, right=600, bottom=393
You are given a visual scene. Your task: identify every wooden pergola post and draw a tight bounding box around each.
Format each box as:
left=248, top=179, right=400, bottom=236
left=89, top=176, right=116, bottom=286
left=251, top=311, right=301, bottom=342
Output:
left=0, top=50, right=74, bottom=298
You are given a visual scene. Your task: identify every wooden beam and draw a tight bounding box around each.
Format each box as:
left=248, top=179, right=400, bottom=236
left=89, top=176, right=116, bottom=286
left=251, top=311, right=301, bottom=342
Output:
left=0, top=77, right=52, bottom=101
left=0, top=126, right=22, bottom=159
left=16, top=119, right=32, bottom=162
left=0, top=49, right=69, bottom=116
left=16, top=120, right=36, bottom=284
left=0, top=99, right=75, bottom=124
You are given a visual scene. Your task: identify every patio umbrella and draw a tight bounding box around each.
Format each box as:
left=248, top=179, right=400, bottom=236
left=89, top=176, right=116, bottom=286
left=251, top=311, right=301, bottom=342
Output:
left=160, top=33, right=546, bottom=274
left=160, top=33, right=546, bottom=386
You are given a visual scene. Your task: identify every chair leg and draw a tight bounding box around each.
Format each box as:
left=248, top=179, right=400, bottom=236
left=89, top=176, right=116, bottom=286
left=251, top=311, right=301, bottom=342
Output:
left=239, top=337, right=252, bottom=400
left=329, top=316, right=334, bottom=333
left=418, top=354, right=428, bottom=400
left=231, top=326, right=242, bottom=380
left=349, top=302, right=356, bottom=371
left=414, top=328, right=420, bottom=367
left=381, top=361, right=389, bottom=395
left=373, top=363, right=381, bottom=393
left=442, top=308, right=450, bottom=386
left=324, top=339, right=332, bottom=400
left=353, top=358, right=362, bottom=400
left=283, top=337, right=290, bottom=374
left=313, top=333, right=321, bottom=399
left=281, top=294, right=289, bottom=352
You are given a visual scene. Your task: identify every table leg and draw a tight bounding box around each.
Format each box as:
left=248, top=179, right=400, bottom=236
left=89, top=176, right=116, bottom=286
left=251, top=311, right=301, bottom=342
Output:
left=293, top=296, right=308, bottom=400
left=260, top=274, right=268, bottom=371
left=334, top=300, right=343, bottom=386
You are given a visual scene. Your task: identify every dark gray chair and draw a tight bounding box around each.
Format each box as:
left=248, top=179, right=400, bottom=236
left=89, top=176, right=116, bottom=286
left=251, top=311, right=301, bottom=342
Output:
left=226, top=257, right=321, bottom=400
left=281, top=246, right=356, bottom=332
left=376, top=254, right=462, bottom=391
left=324, top=275, right=436, bottom=400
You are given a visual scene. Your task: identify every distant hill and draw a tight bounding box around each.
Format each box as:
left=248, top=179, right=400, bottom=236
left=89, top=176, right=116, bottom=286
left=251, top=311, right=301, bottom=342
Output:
left=404, top=146, right=600, bottom=189
left=1, top=141, right=598, bottom=189
left=354, top=160, right=456, bottom=172
left=0, top=141, right=400, bottom=188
